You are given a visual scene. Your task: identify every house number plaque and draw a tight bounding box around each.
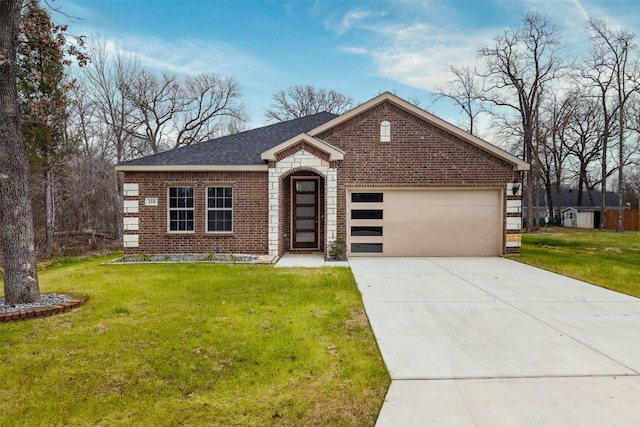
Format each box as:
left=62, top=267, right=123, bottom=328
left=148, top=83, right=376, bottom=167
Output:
left=145, top=198, right=158, bottom=206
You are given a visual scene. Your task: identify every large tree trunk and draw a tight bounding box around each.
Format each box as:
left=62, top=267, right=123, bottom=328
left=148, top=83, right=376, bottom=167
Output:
left=0, top=0, right=41, bottom=304
left=577, top=169, right=585, bottom=206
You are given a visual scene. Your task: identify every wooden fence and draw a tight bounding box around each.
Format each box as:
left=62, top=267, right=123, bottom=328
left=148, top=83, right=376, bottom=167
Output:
left=605, top=209, right=640, bottom=231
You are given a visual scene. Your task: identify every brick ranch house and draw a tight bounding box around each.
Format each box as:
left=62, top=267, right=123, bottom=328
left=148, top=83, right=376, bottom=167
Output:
left=116, top=92, right=529, bottom=259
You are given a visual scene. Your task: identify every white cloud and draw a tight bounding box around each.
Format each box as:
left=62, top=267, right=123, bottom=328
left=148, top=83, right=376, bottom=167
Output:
left=56, top=0, right=276, bottom=81
left=371, top=38, right=480, bottom=91
left=503, top=0, right=640, bottom=46
left=119, top=36, right=268, bottom=77
left=325, top=7, right=388, bottom=36
left=341, top=20, right=493, bottom=92
left=337, top=46, right=369, bottom=55
left=340, top=9, right=374, bottom=35
left=333, top=0, right=640, bottom=94
left=321, top=3, right=503, bottom=92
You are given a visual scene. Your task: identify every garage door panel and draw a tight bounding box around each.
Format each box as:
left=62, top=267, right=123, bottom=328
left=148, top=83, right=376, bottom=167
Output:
left=348, top=189, right=502, bottom=257
left=383, top=222, right=497, bottom=240
left=383, top=205, right=498, bottom=223
left=385, top=190, right=496, bottom=206
left=383, top=238, right=498, bottom=257
left=384, top=226, right=498, bottom=242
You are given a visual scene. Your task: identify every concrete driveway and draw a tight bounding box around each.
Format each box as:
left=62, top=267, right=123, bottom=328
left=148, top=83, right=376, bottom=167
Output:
left=349, top=257, right=640, bottom=426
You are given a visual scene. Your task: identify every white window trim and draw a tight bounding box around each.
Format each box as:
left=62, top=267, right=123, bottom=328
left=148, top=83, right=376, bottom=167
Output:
left=206, top=186, right=234, bottom=233
left=167, top=186, right=195, bottom=233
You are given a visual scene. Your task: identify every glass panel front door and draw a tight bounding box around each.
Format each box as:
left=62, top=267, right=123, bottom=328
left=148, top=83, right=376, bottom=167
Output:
left=292, top=179, right=318, bottom=249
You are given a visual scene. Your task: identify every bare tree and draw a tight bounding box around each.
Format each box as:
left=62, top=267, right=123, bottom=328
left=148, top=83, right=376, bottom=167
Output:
left=620, top=166, right=640, bottom=209
left=265, top=85, right=354, bottom=122
left=173, top=73, right=248, bottom=148
left=536, top=93, right=575, bottom=222
left=627, top=95, right=640, bottom=175
left=66, top=38, right=250, bottom=250
left=121, top=70, right=182, bottom=154
left=435, top=65, right=483, bottom=135
left=60, top=81, right=121, bottom=249
left=0, top=0, right=40, bottom=304
left=477, top=12, right=567, bottom=232
left=562, top=96, right=604, bottom=205
left=79, top=36, right=141, bottom=163
left=579, top=43, right=617, bottom=228
left=586, top=19, right=640, bottom=231
left=75, top=38, right=250, bottom=159
left=72, top=37, right=142, bottom=247
left=118, top=70, right=248, bottom=154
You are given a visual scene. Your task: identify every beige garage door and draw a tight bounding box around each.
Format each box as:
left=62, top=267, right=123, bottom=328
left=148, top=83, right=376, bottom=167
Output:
left=347, top=189, right=502, bottom=256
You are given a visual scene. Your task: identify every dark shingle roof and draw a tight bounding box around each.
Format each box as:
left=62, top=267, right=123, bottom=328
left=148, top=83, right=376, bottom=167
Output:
left=524, top=189, right=619, bottom=208
left=119, top=112, right=338, bottom=166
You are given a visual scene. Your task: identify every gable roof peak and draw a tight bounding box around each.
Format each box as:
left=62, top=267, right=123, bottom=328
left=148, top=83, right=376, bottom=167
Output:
left=307, top=92, right=529, bottom=172
left=261, top=132, right=344, bottom=162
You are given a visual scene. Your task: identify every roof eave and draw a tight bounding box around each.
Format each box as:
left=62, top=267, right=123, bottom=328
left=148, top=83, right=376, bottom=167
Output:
left=115, top=164, right=268, bottom=172
left=261, top=133, right=345, bottom=161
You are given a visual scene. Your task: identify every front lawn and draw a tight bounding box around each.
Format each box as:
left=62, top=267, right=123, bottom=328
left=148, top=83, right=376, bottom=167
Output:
left=0, top=257, right=389, bottom=426
left=515, top=229, right=640, bottom=297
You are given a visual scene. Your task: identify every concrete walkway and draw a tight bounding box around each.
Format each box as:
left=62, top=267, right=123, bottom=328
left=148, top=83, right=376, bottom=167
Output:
left=274, top=252, right=349, bottom=268
left=349, top=257, right=640, bottom=426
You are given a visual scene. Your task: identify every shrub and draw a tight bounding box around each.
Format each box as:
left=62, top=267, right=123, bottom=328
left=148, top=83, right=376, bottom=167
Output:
left=136, top=253, right=152, bottom=262
left=328, top=238, right=347, bottom=260
left=201, top=253, right=218, bottom=261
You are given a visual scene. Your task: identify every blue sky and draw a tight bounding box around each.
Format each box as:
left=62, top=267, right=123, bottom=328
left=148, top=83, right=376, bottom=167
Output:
left=54, top=0, right=640, bottom=131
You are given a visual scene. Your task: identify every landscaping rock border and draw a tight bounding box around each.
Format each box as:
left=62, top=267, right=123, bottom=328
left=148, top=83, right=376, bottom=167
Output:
left=107, top=254, right=275, bottom=264
left=0, top=295, right=88, bottom=323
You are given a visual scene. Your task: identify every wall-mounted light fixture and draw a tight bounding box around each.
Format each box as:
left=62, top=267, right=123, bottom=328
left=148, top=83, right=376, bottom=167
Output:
left=512, top=179, right=521, bottom=196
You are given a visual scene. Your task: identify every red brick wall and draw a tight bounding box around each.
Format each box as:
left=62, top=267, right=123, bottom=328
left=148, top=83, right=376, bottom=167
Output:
left=316, top=101, right=519, bottom=255
left=123, top=171, right=268, bottom=255
left=276, top=142, right=331, bottom=162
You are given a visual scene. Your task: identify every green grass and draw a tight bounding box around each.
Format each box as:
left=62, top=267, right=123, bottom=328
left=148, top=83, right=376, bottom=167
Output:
left=513, top=229, right=640, bottom=297
left=0, top=256, right=390, bottom=426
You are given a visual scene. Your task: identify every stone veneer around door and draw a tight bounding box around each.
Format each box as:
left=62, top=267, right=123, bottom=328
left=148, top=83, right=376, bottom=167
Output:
left=268, top=150, right=337, bottom=257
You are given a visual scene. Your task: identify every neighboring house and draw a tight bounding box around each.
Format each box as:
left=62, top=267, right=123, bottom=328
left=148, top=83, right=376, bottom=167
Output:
left=115, top=92, right=529, bottom=258
left=525, top=189, right=619, bottom=228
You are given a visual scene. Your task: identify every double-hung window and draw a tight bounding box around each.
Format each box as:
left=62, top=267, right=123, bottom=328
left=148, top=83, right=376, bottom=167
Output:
left=168, top=186, right=194, bottom=232
left=207, top=187, right=233, bottom=232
